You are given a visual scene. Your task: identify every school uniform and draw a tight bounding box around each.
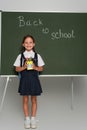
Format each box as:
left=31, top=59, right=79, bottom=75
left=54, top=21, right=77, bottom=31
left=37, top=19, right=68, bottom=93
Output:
left=14, top=50, right=45, bottom=96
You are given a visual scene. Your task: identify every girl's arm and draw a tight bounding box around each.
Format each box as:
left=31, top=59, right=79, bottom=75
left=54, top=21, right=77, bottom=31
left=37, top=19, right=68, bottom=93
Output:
left=15, top=61, right=27, bottom=72
left=15, top=66, right=27, bottom=72
left=15, top=62, right=44, bottom=72
left=33, top=64, right=44, bottom=72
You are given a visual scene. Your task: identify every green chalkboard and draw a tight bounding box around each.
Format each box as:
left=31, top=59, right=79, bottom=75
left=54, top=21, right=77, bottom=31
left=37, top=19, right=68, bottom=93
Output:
left=0, top=12, right=87, bottom=75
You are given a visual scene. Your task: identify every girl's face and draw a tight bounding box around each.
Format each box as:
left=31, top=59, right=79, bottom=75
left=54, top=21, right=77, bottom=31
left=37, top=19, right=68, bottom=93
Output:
left=22, top=37, right=35, bottom=51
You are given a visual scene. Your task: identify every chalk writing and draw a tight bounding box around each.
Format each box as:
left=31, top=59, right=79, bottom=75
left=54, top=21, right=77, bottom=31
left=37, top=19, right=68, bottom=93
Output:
left=18, top=16, right=43, bottom=27
left=42, top=28, right=75, bottom=40
left=18, top=16, right=75, bottom=40
left=42, top=28, right=49, bottom=34
left=51, top=29, right=75, bottom=40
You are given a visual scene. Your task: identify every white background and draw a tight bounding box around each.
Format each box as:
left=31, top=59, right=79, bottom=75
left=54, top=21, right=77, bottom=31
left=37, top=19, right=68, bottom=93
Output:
left=0, top=0, right=87, bottom=12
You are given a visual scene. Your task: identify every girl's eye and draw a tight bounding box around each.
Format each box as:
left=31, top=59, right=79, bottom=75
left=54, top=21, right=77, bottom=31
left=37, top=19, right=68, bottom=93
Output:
left=25, top=42, right=33, bottom=44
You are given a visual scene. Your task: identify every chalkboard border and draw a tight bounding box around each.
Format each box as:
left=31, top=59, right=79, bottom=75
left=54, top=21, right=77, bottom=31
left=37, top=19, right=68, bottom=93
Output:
left=0, top=11, right=2, bottom=75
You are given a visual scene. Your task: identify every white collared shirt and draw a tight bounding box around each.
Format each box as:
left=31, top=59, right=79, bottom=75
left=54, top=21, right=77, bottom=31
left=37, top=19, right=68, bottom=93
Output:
left=13, top=50, right=45, bottom=67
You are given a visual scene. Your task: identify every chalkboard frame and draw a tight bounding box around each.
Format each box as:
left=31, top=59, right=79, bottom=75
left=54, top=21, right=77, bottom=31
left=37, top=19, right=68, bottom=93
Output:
left=0, top=11, right=2, bottom=74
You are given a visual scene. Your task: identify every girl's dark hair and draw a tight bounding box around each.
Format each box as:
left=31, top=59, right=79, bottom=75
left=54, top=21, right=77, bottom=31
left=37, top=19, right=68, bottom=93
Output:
left=21, top=35, right=36, bottom=53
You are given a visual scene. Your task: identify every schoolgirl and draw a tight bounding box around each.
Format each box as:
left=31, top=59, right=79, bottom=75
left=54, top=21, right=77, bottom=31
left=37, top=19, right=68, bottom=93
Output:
left=14, top=35, right=45, bottom=129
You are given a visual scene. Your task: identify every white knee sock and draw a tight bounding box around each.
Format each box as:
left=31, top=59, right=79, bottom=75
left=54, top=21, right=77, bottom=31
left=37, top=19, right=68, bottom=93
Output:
left=31, top=116, right=35, bottom=120
left=25, top=116, right=30, bottom=120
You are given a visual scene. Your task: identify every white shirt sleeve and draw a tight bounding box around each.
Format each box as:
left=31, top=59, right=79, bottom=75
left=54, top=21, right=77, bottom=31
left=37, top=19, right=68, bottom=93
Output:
left=13, top=54, right=21, bottom=67
left=13, top=53, right=45, bottom=67
left=37, top=54, right=45, bottom=67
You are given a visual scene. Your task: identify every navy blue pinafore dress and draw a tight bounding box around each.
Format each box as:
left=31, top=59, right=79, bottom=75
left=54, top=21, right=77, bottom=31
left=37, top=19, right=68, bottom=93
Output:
left=18, top=52, right=42, bottom=96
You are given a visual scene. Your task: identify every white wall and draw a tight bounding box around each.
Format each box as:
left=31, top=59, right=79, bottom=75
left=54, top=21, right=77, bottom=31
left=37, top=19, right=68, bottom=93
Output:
left=0, top=0, right=87, bottom=12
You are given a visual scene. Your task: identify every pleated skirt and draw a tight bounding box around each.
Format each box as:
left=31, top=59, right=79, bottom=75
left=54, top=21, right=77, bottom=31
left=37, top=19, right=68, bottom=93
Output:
left=18, top=70, right=42, bottom=96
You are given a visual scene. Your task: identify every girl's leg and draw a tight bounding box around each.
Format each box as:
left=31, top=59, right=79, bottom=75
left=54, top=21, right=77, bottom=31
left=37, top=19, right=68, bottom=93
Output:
left=23, top=96, right=30, bottom=129
left=31, top=96, right=37, bottom=128
left=23, top=96, right=29, bottom=117
left=31, top=96, right=37, bottom=117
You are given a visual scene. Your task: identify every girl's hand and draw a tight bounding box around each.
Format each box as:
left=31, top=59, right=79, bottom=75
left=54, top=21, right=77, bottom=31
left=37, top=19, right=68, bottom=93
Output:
left=32, top=63, right=44, bottom=72
left=32, top=63, right=38, bottom=71
left=23, top=60, right=28, bottom=69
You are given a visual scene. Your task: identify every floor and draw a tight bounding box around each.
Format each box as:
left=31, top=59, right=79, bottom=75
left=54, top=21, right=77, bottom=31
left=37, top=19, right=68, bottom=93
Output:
left=0, top=76, right=87, bottom=130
